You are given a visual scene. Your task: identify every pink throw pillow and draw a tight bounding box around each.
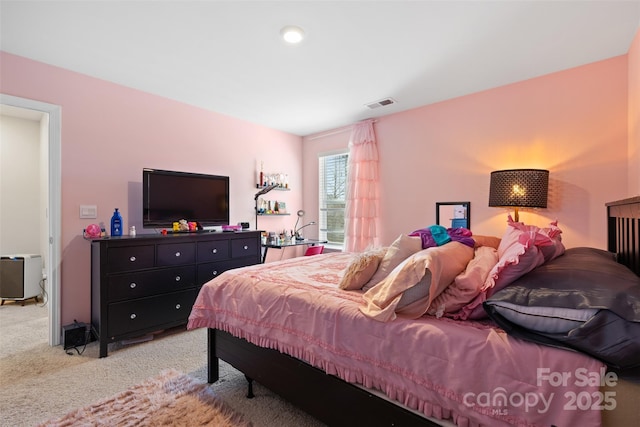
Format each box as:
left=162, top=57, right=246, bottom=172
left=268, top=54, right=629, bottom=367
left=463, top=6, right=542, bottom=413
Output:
left=456, top=215, right=549, bottom=320
left=428, top=246, right=498, bottom=317
left=483, top=215, right=547, bottom=296
left=539, top=220, right=566, bottom=263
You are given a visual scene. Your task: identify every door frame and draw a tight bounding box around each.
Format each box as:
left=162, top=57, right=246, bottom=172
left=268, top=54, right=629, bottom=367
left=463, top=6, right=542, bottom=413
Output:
left=1, top=94, right=62, bottom=346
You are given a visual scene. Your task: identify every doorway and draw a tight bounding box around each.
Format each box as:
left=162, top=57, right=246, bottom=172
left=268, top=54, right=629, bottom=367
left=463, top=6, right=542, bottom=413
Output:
left=0, top=94, right=61, bottom=346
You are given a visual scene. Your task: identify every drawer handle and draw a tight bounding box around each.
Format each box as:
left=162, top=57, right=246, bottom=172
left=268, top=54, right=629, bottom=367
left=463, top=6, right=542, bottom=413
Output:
left=175, top=276, right=181, bottom=282
left=212, top=248, right=217, bottom=254
left=175, top=304, right=181, bottom=310
left=130, top=313, right=137, bottom=320
left=243, top=245, right=249, bottom=250
left=129, top=256, right=136, bottom=262
left=175, top=251, right=181, bottom=257
left=212, top=270, right=218, bottom=276
left=130, top=282, right=137, bottom=289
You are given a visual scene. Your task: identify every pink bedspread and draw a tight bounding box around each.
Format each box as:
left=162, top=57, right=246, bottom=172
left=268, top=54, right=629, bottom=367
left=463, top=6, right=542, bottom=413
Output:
left=188, top=253, right=606, bottom=427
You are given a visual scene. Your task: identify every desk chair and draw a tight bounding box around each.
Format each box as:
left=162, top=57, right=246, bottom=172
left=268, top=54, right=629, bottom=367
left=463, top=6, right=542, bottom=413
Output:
left=304, top=245, right=324, bottom=256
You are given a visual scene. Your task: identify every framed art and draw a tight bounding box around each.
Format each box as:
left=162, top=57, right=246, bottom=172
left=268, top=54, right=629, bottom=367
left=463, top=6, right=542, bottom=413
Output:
left=436, top=201, right=470, bottom=229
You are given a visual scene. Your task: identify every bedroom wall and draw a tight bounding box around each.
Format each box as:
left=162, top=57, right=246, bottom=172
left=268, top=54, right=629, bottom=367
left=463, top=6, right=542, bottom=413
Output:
left=0, top=51, right=303, bottom=326
left=302, top=55, right=630, bottom=250
left=0, top=115, right=42, bottom=255
left=629, top=26, right=640, bottom=195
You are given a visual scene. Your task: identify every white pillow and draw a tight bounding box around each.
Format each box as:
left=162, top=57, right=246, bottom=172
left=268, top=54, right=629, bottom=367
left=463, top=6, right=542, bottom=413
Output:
left=338, top=248, right=387, bottom=290
left=362, top=234, right=422, bottom=291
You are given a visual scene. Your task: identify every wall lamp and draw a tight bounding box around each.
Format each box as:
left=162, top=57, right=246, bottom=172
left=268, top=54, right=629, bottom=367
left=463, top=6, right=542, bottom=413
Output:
left=488, top=169, right=549, bottom=222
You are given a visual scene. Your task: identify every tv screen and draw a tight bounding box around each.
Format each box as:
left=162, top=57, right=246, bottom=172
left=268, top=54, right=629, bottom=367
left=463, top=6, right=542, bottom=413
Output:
left=143, top=168, right=229, bottom=228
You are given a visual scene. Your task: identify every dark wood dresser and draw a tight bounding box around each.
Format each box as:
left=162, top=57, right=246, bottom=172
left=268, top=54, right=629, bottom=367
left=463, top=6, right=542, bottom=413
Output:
left=90, top=230, right=261, bottom=357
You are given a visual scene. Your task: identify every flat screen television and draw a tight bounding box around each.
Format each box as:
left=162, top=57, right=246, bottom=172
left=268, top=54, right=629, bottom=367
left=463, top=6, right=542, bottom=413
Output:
left=143, top=168, right=230, bottom=229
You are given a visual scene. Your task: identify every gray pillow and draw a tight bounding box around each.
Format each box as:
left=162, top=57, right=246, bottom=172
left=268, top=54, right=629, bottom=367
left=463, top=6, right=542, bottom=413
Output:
left=484, top=247, right=640, bottom=371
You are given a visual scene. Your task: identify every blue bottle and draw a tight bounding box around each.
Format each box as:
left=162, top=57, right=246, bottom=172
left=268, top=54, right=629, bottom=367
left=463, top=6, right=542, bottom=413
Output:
left=110, top=208, right=123, bottom=236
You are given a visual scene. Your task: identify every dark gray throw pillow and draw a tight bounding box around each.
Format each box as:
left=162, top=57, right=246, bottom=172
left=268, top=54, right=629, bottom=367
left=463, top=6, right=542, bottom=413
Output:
left=484, top=247, right=640, bottom=371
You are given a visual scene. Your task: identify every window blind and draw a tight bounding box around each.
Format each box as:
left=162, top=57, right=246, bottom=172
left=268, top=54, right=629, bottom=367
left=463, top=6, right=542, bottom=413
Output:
left=319, top=152, right=348, bottom=246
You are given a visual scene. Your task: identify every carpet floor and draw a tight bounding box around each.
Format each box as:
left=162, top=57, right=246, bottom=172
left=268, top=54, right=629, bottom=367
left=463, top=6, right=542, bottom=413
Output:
left=36, top=369, right=252, bottom=427
left=0, top=301, right=325, bottom=427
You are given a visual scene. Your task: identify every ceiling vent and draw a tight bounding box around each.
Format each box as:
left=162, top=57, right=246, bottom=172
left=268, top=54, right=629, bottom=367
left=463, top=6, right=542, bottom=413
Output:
left=365, top=97, right=396, bottom=109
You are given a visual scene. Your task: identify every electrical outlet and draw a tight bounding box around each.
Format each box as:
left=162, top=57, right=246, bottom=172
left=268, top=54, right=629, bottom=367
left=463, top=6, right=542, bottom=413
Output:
left=80, top=205, right=97, bottom=219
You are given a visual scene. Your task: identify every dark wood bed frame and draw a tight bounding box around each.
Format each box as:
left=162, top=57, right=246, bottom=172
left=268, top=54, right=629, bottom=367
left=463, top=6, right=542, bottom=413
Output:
left=607, top=196, right=640, bottom=276
left=206, top=197, right=640, bottom=427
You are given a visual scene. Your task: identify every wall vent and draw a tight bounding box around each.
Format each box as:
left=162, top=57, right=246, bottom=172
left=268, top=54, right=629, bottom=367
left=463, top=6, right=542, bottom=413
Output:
left=365, top=97, right=396, bottom=109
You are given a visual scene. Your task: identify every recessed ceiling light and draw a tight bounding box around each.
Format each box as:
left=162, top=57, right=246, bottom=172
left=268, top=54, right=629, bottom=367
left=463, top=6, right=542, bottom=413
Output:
left=280, top=25, right=305, bottom=44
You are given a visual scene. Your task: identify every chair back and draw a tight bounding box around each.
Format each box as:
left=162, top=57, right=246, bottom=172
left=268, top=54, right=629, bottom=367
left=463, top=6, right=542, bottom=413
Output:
left=304, top=245, right=324, bottom=256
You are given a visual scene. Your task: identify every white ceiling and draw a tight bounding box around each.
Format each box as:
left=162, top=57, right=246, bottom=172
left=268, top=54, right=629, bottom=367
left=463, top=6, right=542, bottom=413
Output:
left=1, top=1, right=639, bottom=136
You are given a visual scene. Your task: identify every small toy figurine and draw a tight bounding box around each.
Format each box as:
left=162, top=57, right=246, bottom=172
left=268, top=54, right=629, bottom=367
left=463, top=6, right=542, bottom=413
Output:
left=178, top=219, right=189, bottom=231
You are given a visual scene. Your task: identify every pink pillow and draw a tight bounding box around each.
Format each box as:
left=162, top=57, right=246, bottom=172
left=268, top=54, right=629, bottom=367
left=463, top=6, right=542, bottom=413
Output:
left=459, top=247, right=545, bottom=320
left=539, top=220, right=566, bottom=263
left=428, top=246, right=498, bottom=317
left=483, top=215, right=547, bottom=296
left=360, top=242, right=475, bottom=322
left=486, top=245, right=545, bottom=296
left=456, top=215, right=549, bottom=320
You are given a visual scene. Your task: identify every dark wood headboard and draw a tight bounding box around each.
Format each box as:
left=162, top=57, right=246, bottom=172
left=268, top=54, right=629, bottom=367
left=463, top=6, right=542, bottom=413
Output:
left=607, top=196, right=640, bottom=276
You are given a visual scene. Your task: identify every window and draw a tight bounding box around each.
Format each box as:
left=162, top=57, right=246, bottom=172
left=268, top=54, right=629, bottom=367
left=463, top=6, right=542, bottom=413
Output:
left=319, top=151, right=349, bottom=248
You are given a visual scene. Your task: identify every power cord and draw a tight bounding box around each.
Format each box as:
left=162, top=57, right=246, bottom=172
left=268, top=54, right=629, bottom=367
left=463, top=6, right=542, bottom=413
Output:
left=38, top=276, right=48, bottom=307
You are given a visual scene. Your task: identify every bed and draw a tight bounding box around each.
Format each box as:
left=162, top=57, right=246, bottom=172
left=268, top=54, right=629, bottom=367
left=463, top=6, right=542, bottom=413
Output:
left=187, top=197, right=640, bottom=427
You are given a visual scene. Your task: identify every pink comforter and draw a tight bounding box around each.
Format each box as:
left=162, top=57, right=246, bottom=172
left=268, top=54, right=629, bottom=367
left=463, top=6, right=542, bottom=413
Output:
left=188, top=253, right=605, bottom=427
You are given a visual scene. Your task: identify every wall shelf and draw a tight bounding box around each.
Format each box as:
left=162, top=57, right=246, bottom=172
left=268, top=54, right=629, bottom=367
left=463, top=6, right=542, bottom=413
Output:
left=254, top=183, right=292, bottom=229
left=256, top=185, right=290, bottom=191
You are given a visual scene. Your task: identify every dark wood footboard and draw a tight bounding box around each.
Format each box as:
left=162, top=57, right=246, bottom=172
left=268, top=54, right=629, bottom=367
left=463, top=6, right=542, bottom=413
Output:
left=208, top=328, right=440, bottom=427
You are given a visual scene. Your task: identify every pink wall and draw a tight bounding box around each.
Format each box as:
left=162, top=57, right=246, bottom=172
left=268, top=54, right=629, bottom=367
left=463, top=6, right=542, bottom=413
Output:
left=629, top=27, right=640, bottom=195
left=303, top=56, right=630, bottom=250
left=2, top=29, right=637, bottom=330
left=0, top=52, right=302, bottom=326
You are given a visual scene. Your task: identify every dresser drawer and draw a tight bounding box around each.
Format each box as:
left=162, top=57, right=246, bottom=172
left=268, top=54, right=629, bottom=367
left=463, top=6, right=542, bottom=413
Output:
left=197, top=260, right=233, bottom=285
left=197, top=258, right=259, bottom=285
left=157, top=242, right=196, bottom=266
left=197, top=240, right=230, bottom=262
left=107, top=289, right=198, bottom=337
left=107, top=266, right=196, bottom=302
left=231, top=238, right=259, bottom=259
left=107, top=245, right=155, bottom=272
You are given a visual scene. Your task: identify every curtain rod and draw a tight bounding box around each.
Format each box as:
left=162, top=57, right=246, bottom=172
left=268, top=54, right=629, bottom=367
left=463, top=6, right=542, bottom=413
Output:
left=305, top=119, right=377, bottom=141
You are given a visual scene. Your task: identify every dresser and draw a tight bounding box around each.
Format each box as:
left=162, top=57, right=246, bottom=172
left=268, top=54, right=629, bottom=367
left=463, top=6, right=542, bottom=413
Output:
left=91, top=230, right=261, bottom=357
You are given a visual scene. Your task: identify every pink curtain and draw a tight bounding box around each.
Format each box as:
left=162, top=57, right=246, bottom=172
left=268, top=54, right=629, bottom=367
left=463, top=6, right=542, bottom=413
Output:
left=344, top=120, right=380, bottom=252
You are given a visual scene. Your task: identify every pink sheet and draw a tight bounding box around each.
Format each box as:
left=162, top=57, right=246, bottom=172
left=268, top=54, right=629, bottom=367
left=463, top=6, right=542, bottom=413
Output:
left=188, top=253, right=606, bottom=427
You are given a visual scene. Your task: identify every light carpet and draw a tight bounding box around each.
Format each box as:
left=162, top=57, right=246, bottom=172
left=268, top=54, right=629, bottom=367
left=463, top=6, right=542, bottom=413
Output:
left=36, top=369, right=251, bottom=427
left=0, top=302, right=325, bottom=427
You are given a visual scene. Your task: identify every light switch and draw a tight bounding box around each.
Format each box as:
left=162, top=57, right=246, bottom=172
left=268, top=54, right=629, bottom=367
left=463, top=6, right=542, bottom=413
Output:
left=80, top=205, right=97, bottom=219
